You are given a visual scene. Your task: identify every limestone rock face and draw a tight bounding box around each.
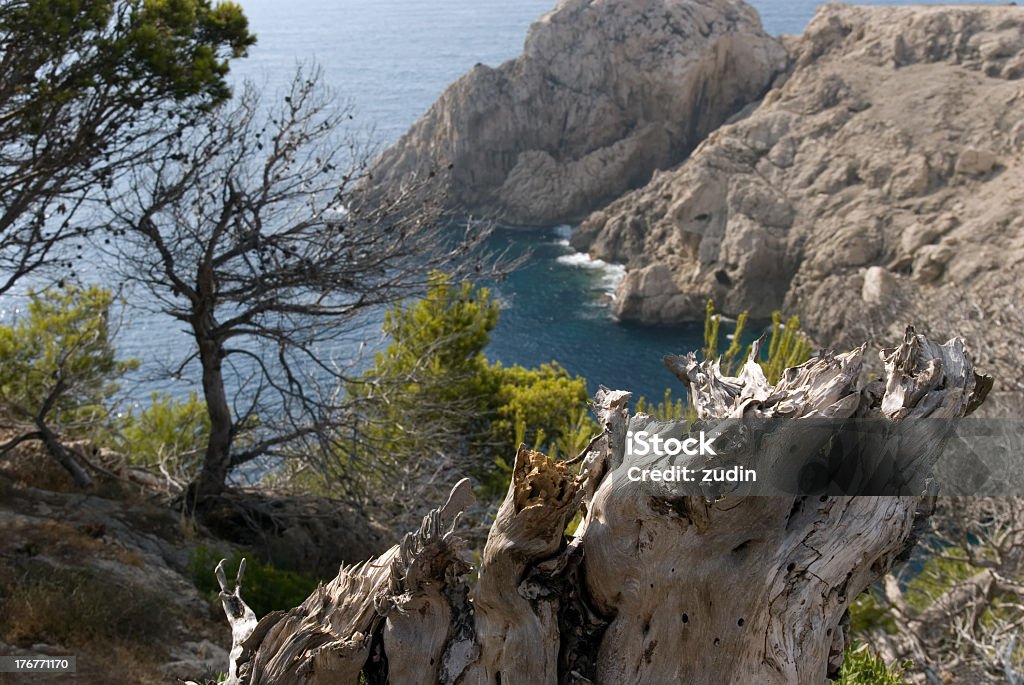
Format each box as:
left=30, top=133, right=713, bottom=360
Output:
left=572, top=4, right=1024, bottom=411
left=369, top=0, right=786, bottom=225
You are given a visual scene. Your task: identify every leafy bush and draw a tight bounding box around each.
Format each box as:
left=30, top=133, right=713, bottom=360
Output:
left=373, top=273, right=499, bottom=383
left=344, top=273, right=596, bottom=497
left=113, top=391, right=210, bottom=476
left=849, top=588, right=898, bottom=636
left=189, top=546, right=320, bottom=618
left=836, top=643, right=911, bottom=685
left=0, top=284, right=137, bottom=433
left=343, top=273, right=499, bottom=469
left=902, top=554, right=977, bottom=613
left=488, top=361, right=592, bottom=459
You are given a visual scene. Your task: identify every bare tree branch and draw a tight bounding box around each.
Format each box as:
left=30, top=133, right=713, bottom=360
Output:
left=106, top=64, right=500, bottom=501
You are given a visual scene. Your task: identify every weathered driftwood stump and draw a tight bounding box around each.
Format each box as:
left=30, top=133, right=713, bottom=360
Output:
left=213, top=330, right=987, bottom=685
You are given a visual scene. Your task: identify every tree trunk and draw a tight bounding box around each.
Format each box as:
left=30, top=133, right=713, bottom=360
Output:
left=209, top=330, right=986, bottom=685
left=193, top=333, right=234, bottom=501
left=34, top=418, right=93, bottom=489
left=33, top=378, right=92, bottom=489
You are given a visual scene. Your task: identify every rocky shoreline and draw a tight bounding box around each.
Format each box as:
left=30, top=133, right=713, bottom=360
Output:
left=372, top=0, right=1024, bottom=414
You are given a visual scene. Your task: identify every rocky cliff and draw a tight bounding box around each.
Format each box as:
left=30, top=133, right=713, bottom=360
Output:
left=571, top=4, right=1024, bottom=412
left=368, top=0, right=786, bottom=225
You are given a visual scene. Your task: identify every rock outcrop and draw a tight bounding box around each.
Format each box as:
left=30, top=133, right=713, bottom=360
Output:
left=369, top=0, right=786, bottom=225
left=571, top=4, right=1024, bottom=412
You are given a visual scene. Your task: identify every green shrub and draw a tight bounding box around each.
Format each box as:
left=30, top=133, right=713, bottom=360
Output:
left=703, top=299, right=750, bottom=370
left=836, top=643, right=911, bottom=685
left=634, top=388, right=687, bottom=421
left=849, top=589, right=898, bottom=635
left=761, top=310, right=816, bottom=384
left=0, top=284, right=137, bottom=434
left=343, top=273, right=500, bottom=471
left=342, top=273, right=596, bottom=498
left=902, top=554, right=976, bottom=613
left=113, top=391, right=210, bottom=475
left=477, top=361, right=595, bottom=498
left=373, top=272, right=499, bottom=381
left=189, top=546, right=320, bottom=617
left=488, top=361, right=592, bottom=459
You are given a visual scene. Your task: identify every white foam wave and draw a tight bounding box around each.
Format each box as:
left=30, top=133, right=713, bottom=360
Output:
left=556, top=251, right=626, bottom=295
left=557, top=252, right=599, bottom=268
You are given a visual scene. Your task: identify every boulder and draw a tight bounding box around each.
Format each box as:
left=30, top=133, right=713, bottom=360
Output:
left=368, top=0, right=786, bottom=225
left=911, top=243, right=955, bottom=284
left=954, top=148, right=997, bottom=176
left=862, top=266, right=896, bottom=304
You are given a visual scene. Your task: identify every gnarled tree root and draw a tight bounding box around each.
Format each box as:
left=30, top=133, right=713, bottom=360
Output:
left=210, top=330, right=987, bottom=685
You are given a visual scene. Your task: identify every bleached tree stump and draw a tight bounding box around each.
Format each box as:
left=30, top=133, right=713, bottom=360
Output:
left=216, top=329, right=987, bottom=685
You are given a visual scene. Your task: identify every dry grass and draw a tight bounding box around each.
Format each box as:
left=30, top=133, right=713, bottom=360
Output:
left=0, top=561, right=172, bottom=648
left=0, top=560, right=174, bottom=684
left=0, top=430, right=152, bottom=502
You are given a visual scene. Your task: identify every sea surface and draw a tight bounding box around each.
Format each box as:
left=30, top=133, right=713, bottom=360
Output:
left=4, top=0, right=1004, bottom=404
